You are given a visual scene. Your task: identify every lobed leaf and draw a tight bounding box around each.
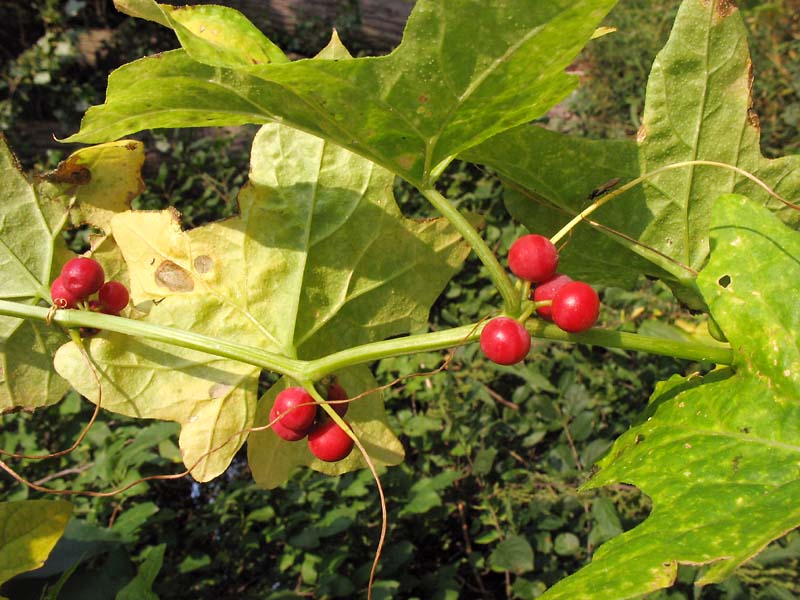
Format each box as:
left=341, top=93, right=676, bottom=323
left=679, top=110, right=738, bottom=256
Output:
left=0, top=500, right=73, bottom=585
left=541, top=195, right=800, bottom=598
left=56, top=123, right=467, bottom=480
left=65, top=0, right=617, bottom=185
left=466, top=0, right=800, bottom=293
left=0, top=136, right=70, bottom=411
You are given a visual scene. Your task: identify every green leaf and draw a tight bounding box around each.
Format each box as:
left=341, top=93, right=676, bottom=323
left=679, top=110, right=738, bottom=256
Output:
left=0, top=135, right=70, bottom=411
left=541, top=195, right=800, bottom=599
left=314, top=30, right=353, bottom=61
left=463, top=125, right=663, bottom=287
left=115, top=0, right=288, bottom=66
left=0, top=500, right=73, bottom=585
left=66, top=0, right=617, bottom=185
left=635, top=0, right=800, bottom=272
left=465, top=0, right=800, bottom=291
left=248, top=367, right=404, bottom=489
left=115, top=543, right=166, bottom=600
left=489, top=534, right=534, bottom=574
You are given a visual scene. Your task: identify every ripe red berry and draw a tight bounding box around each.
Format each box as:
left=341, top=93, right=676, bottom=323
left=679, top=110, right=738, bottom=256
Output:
left=479, top=316, right=531, bottom=365
left=50, top=276, right=79, bottom=308
left=60, top=257, right=105, bottom=299
left=271, top=387, right=317, bottom=433
left=326, top=381, right=349, bottom=417
left=98, top=281, right=130, bottom=313
left=551, top=281, right=600, bottom=333
left=508, top=234, right=559, bottom=283
left=533, top=273, right=573, bottom=320
left=270, top=418, right=308, bottom=442
left=308, top=419, right=354, bottom=462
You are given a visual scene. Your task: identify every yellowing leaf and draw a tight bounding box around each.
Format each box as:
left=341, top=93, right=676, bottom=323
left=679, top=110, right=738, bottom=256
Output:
left=56, top=123, right=468, bottom=481
left=0, top=500, right=72, bottom=584
left=40, top=140, right=145, bottom=234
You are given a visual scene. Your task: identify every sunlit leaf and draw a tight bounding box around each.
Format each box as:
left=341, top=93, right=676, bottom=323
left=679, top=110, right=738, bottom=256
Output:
left=541, top=195, right=800, bottom=598
left=56, top=122, right=469, bottom=481
left=115, top=0, right=288, bottom=66
left=465, top=0, right=800, bottom=292
left=39, top=140, right=145, bottom=234
left=0, top=136, right=70, bottom=411
left=65, top=0, right=617, bottom=185
left=0, top=500, right=72, bottom=585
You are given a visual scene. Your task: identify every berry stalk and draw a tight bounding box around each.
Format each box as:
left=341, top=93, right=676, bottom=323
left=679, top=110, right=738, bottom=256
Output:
left=420, top=186, right=520, bottom=315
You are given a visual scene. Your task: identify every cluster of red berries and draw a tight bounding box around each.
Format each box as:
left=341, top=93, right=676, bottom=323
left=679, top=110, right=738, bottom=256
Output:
left=50, top=256, right=130, bottom=315
left=270, top=382, right=354, bottom=462
left=480, top=234, right=600, bottom=365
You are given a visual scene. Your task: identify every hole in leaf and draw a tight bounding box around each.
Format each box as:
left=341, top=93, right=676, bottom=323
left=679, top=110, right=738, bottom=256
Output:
left=717, top=275, right=731, bottom=288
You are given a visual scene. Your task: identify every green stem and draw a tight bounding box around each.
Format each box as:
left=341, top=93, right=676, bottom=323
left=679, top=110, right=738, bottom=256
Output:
left=420, top=187, right=520, bottom=314
left=0, top=299, right=733, bottom=386
left=0, top=300, right=306, bottom=379
left=303, top=319, right=733, bottom=380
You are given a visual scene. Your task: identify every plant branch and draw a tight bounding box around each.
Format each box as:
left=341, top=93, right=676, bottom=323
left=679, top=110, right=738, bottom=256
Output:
left=420, top=187, right=520, bottom=314
left=0, top=299, right=306, bottom=379
left=0, top=300, right=734, bottom=386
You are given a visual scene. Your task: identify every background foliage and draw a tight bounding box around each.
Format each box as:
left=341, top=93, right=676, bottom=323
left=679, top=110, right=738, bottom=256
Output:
left=1, top=1, right=798, bottom=598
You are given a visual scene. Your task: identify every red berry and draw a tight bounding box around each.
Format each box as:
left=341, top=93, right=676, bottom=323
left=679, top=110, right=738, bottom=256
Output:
left=533, top=273, right=573, bottom=320
left=308, top=419, right=354, bottom=462
left=326, top=381, right=349, bottom=417
left=50, top=276, right=79, bottom=308
left=508, top=234, right=559, bottom=283
left=60, top=257, right=105, bottom=299
left=98, top=281, right=130, bottom=313
left=479, top=317, right=531, bottom=365
left=89, top=299, right=119, bottom=317
left=270, top=418, right=308, bottom=442
left=271, top=387, right=317, bottom=433
left=551, top=281, right=600, bottom=333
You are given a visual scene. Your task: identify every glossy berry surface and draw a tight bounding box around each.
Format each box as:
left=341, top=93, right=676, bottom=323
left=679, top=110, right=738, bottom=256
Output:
left=270, top=417, right=308, bottom=442
left=98, top=281, right=130, bottom=313
left=479, top=317, right=531, bottom=365
left=507, top=234, right=559, bottom=283
left=271, top=387, right=317, bottom=433
left=533, top=273, right=573, bottom=320
left=61, top=257, right=105, bottom=298
left=50, top=276, right=80, bottom=309
left=326, top=381, right=349, bottom=417
left=551, top=281, right=600, bottom=333
left=308, top=419, right=354, bottom=462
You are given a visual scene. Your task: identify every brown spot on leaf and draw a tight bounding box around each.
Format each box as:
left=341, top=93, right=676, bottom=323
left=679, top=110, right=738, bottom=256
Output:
left=418, top=94, right=429, bottom=103
left=155, top=260, right=194, bottom=292
left=41, top=158, right=91, bottom=186
left=715, top=0, right=737, bottom=18
left=194, top=255, right=213, bottom=274
left=636, top=124, right=648, bottom=144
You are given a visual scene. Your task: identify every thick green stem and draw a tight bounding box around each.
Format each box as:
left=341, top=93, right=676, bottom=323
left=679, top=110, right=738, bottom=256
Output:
left=0, top=300, right=305, bottom=379
left=420, top=187, right=520, bottom=314
left=304, top=319, right=733, bottom=380
left=0, top=299, right=733, bottom=386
